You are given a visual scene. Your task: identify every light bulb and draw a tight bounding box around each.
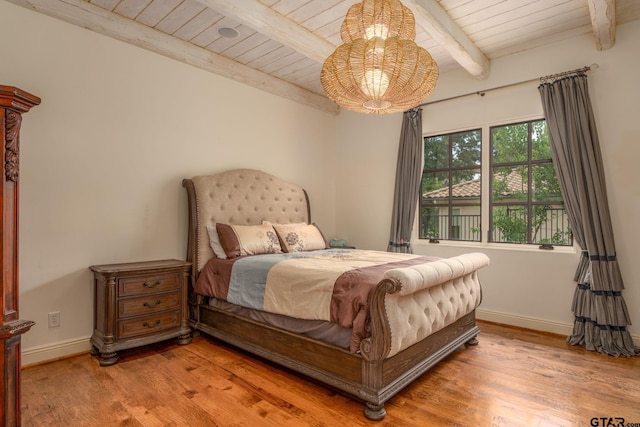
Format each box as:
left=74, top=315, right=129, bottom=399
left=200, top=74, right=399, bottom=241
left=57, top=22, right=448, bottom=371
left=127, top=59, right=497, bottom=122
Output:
left=361, top=69, right=389, bottom=98
left=364, top=24, right=389, bottom=40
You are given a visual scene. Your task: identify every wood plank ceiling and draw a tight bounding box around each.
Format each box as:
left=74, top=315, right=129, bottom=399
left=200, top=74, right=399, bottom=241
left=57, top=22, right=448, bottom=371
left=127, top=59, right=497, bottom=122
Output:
left=7, top=0, right=639, bottom=114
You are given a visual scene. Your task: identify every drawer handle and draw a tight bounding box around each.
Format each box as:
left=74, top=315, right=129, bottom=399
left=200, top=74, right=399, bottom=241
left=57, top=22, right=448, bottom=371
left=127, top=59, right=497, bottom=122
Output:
left=142, top=320, right=161, bottom=328
left=143, top=299, right=162, bottom=309
left=143, top=280, right=161, bottom=288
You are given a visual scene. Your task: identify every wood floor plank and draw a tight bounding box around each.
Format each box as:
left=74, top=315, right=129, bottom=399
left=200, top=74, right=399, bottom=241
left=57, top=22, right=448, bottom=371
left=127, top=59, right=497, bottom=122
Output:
left=21, top=321, right=640, bottom=426
left=181, top=336, right=369, bottom=426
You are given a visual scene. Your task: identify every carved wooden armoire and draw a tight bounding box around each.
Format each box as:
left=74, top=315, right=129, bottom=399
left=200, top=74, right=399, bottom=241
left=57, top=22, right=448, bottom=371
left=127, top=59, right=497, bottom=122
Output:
left=0, top=86, right=40, bottom=426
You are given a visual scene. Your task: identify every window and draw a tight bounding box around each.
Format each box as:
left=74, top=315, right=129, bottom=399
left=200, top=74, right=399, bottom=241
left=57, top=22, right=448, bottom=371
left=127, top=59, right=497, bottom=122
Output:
left=419, top=119, right=573, bottom=247
left=490, top=120, right=572, bottom=246
left=420, top=129, right=481, bottom=242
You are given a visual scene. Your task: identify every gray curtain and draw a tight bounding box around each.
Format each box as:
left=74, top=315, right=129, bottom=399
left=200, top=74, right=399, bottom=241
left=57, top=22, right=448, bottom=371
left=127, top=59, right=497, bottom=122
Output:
left=539, top=75, right=638, bottom=356
left=388, top=108, right=423, bottom=253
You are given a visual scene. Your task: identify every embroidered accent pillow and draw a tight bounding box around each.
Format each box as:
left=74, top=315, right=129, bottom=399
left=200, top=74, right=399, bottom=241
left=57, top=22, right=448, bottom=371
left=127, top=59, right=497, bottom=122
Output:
left=272, top=222, right=327, bottom=252
left=216, top=223, right=282, bottom=258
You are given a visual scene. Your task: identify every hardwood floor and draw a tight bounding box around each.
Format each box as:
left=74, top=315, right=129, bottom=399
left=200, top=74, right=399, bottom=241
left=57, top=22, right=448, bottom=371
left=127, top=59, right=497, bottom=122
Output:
left=21, top=321, right=640, bottom=426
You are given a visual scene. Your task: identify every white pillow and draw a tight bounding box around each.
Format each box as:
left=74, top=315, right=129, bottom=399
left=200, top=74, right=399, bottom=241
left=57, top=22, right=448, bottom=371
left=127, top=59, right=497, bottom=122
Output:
left=206, top=224, right=227, bottom=259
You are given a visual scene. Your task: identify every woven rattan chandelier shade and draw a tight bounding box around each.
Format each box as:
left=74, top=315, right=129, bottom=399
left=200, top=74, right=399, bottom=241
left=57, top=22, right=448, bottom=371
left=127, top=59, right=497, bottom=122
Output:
left=321, top=0, right=438, bottom=114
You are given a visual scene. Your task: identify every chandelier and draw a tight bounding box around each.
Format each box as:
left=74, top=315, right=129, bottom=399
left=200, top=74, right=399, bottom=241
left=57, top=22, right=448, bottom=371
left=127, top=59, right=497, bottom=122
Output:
left=321, top=0, right=439, bottom=114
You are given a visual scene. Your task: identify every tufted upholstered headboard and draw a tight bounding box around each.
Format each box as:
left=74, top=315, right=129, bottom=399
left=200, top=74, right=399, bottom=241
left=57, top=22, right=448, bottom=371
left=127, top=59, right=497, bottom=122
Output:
left=182, top=169, right=310, bottom=277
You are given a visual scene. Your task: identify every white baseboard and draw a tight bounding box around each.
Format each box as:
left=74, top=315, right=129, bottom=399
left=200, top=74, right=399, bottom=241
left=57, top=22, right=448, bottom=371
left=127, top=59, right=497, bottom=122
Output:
left=476, top=308, right=574, bottom=335
left=476, top=308, right=640, bottom=346
left=20, top=310, right=640, bottom=366
left=21, top=336, right=92, bottom=368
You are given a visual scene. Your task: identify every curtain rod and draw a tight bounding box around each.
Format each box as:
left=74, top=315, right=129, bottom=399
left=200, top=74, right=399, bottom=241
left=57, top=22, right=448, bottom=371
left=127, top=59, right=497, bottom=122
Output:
left=417, top=63, right=599, bottom=108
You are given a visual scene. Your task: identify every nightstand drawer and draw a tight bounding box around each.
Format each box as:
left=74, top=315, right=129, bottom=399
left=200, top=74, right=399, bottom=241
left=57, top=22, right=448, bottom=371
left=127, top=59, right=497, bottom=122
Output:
left=118, top=292, right=180, bottom=318
left=118, top=311, right=180, bottom=339
left=118, top=273, right=179, bottom=296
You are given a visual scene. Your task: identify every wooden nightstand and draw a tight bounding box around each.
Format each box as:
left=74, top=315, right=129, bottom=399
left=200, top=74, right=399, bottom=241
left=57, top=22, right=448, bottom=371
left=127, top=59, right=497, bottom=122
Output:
left=89, top=259, right=192, bottom=366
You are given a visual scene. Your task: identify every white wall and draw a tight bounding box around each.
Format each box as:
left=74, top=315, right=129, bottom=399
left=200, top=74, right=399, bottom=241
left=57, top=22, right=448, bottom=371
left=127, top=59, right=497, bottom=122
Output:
left=336, top=20, right=640, bottom=340
left=0, top=1, right=338, bottom=363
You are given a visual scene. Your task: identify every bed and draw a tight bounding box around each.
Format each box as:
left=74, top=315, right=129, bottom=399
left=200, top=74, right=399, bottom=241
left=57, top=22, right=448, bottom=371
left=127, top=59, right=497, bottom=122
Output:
left=182, top=168, right=489, bottom=420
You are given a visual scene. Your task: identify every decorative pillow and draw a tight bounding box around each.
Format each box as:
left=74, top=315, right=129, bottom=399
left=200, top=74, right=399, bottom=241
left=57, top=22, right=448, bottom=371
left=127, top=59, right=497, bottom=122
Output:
left=206, top=225, right=227, bottom=259
left=272, top=222, right=327, bottom=253
left=216, top=223, right=282, bottom=258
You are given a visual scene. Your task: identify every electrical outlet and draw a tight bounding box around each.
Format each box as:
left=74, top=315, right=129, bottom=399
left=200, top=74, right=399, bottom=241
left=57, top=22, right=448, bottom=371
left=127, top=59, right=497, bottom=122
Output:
left=48, top=311, right=61, bottom=328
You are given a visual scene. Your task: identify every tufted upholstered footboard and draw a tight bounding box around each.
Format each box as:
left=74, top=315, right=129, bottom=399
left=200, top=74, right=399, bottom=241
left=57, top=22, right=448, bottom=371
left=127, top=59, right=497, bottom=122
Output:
left=183, top=169, right=490, bottom=421
left=377, top=253, right=489, bottom=358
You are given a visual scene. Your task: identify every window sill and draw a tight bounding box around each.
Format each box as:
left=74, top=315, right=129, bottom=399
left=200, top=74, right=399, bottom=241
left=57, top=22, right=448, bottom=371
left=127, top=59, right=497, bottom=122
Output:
left=413, top=239, right=579, bottom=254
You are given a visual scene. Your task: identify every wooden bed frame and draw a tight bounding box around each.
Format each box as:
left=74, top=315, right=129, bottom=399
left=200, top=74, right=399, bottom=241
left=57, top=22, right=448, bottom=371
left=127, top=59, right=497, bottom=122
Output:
left=182, top=169, right=487, bottom=420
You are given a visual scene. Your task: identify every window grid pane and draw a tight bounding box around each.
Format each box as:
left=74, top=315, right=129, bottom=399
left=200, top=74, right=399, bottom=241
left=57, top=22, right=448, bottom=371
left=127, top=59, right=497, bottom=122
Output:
left=420, top=130, right=481, bottom=242
left=489, top=120, right=573, bottom=246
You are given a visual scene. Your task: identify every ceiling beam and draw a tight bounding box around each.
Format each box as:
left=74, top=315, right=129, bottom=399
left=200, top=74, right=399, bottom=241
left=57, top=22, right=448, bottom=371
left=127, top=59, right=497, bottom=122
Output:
left=407, top=0, right=490, bottom=79
left=194, top=0, right=336, bottom=63
left=5, top=0, right=339, bottom=114
left=587, top=0, right=616, bottom=50
left=199, top=0, right=490, bottom=79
